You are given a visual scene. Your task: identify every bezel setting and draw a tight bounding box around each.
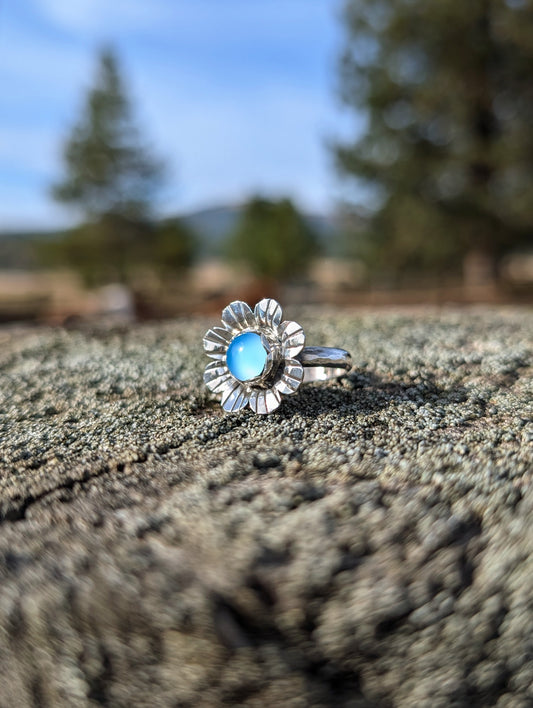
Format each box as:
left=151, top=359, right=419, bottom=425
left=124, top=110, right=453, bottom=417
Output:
left=203, top=298, right=305, bottom=413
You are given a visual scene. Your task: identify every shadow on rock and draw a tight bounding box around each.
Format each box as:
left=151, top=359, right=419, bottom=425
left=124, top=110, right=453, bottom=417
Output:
left=278, top=369, right=470, bottom=420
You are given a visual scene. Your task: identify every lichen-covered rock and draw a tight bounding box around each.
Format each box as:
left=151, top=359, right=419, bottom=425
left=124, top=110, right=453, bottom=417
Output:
left=0, top=308, right=531, bottom=707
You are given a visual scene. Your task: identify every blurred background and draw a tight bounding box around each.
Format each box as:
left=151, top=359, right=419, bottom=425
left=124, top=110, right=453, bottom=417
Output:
left=1, top=0, right=532, bottom=324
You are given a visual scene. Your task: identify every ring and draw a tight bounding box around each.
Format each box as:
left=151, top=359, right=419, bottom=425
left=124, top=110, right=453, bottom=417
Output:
left=203, top=298, right=352, bottom=414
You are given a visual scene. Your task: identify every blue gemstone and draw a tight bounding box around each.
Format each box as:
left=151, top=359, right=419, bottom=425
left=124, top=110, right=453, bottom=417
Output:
left=226, top=332, right=267, bottom=382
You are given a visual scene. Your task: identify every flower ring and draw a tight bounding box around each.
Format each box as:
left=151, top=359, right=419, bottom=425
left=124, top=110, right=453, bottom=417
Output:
left=203, top=298, right=352, bottom=414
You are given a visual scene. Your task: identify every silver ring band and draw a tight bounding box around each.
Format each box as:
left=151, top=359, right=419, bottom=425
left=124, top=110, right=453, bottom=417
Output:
left=297, top=346, right=352, bottom=383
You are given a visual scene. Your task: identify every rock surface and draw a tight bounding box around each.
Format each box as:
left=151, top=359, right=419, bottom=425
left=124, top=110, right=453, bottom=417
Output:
left=0, top=307, right=532, bottom=708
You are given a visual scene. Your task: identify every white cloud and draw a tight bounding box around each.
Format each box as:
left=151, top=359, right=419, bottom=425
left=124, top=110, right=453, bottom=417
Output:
left=132, top=55, right=338, bottom=212
left=0, top=21, right=90, bottom=93
left=31, top=0, right=337, bottom=43
left=31, top=0, right=159, bottom=36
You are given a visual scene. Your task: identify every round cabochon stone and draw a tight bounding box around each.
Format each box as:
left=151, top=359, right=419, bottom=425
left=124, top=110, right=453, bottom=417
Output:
left=226, top=332, right=267, bottom=382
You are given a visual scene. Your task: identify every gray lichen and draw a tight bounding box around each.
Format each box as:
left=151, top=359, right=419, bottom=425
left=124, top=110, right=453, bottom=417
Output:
left=0, top=307, right=531, bottom=707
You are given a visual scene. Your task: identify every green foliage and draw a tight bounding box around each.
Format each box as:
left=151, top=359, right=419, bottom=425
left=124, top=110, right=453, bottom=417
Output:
left=53, top=48, right=163, bottom=222
left=336, top=0, right=533, bottom=279
left=39, top=215, right=195, bottom=288
left=152, top=218, right=196, bottom=278
left=40, top=215, right=149, bottom=287
left=227, top=197, right=319, bottom=281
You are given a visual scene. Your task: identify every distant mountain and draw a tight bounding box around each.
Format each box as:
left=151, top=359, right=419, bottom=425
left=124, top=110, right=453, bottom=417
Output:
left=0, top=230, right=61, bottom=269
left=180, top=205, right=242, bottom=258
left=178, top=204, right=344, bottom=258
left=0, top=204, right=348, bottom=269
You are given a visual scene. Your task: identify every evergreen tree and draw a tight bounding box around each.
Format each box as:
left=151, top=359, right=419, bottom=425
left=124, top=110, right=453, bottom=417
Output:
left=49, top=48, right=193, bottom=286
left=53, top=48, right=163, bottom=221
left=227, top=197, right=319, bottom=282
left=335, top=0, right=533, bottom=282
left=152, top=218, right=196, bottom=278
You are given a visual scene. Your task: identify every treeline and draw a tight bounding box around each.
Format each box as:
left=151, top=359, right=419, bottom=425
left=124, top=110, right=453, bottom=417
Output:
left=9, top=0, right=533, bottom=291
left=35, top=197, right=320, bottom=287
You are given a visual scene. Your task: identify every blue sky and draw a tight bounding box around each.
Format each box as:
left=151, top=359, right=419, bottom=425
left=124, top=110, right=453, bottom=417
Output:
left=0, top=0, right=357, bottom=230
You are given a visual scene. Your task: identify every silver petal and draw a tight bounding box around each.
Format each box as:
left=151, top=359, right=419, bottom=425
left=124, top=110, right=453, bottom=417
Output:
left=273, top=358, right=304, bottom=395
left=203, top=326, right=233, bottom=359
left=279, top=320, right=305, bottom=357
left=221, top=301, right=256, bottom=332
left=204, top=360, right=234, bottom=393
left=254, top=298, right=282, bottom=330
left=248, top=387, right=281, bottom=414
left=221, top=381, right=249, bottom=412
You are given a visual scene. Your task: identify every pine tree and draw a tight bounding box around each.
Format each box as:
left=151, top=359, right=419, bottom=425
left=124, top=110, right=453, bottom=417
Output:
left=335, top=0, right=533, bottom=283
left=227, top=197, right=319, bottom=283
left=50, top=48, right=171, bottom=286
left=53, top=48, right=163, bottom=221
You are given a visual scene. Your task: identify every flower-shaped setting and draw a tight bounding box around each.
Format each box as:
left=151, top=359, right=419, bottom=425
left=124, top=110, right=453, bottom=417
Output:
left=203, top=298, right=305, bottom=414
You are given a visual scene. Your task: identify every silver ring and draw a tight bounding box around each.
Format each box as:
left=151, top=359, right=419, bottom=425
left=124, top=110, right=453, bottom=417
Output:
left=203, top=298, right=352, bottom=414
